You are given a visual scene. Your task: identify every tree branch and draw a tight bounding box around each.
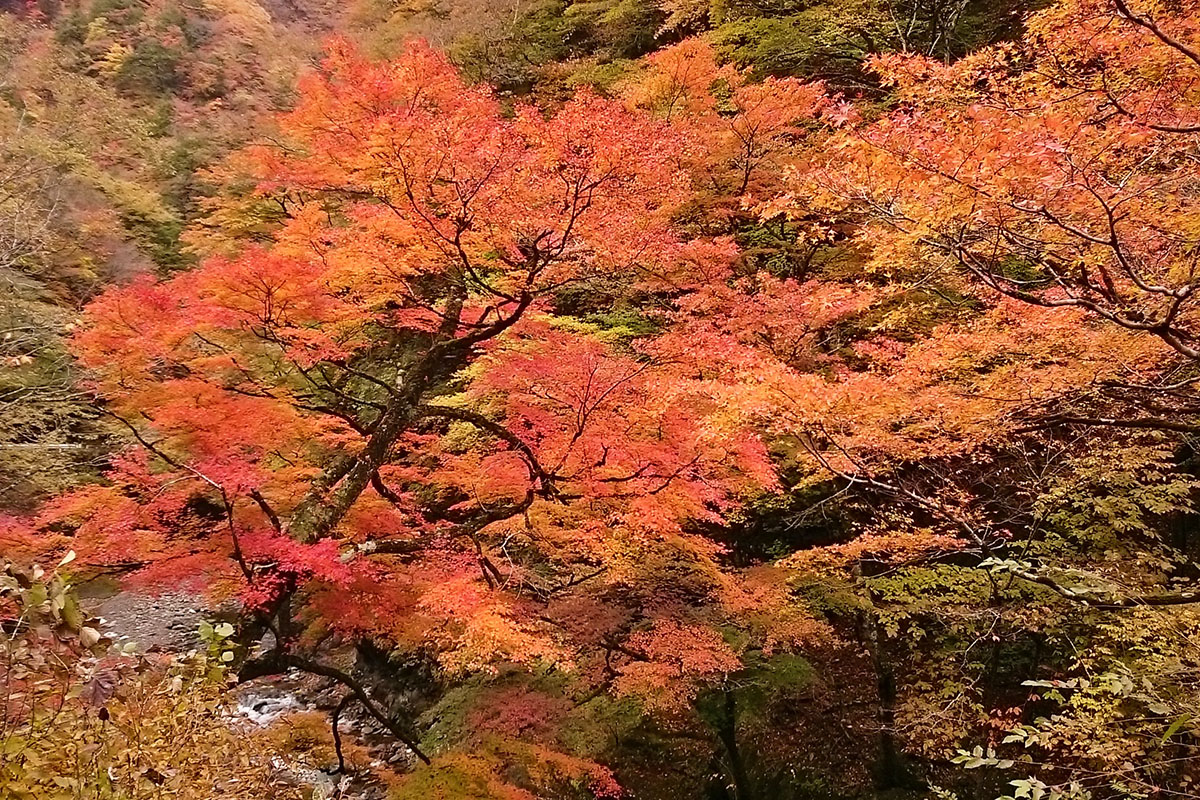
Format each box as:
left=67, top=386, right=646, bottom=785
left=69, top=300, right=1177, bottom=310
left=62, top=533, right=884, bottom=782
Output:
left=240, top=651, right=430, bottom=764
left=797, top=434, right=1200, bottom=610
left=1113, top=0, right=1200, bottom=69
left=415, top=404, right=558, bottom=494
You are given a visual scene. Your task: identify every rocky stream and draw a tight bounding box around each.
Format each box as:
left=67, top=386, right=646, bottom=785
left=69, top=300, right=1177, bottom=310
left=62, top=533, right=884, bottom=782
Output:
left=91, top=589, right=408, bottom=799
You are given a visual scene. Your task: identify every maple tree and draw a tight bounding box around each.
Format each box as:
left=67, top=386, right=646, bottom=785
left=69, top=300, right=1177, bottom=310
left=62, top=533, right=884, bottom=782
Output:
left=795, top=0, right=1200, bottom=435
left=1, top=37, right=835, bottom=794
left=624, top=38, right=827, bottom=197
left=711, top=0, right=1200, bottom=579
left=715, top=1, right=1200, bottom=794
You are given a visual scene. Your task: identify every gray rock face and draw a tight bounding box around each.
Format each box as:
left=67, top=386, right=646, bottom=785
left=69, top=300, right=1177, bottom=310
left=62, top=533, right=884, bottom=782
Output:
left=92, top=591, right=207, bottom=651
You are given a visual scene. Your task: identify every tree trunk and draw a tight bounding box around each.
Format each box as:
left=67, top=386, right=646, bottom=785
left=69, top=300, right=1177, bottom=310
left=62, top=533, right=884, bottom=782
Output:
left=714, top=687, right=755, bottom=800
left=859, top=608, right=916, bottom=789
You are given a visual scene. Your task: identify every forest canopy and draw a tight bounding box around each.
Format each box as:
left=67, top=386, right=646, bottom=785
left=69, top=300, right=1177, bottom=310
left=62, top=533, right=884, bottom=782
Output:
left=2, top=1, right=1200, bottom=799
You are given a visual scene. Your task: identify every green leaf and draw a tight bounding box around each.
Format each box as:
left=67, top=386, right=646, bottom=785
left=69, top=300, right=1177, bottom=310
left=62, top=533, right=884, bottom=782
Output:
left=24, top=582, right=47, bottom=609
left=61, top=594, right=84, bottom=632
left=1161, top=713, right=1193, bottom=744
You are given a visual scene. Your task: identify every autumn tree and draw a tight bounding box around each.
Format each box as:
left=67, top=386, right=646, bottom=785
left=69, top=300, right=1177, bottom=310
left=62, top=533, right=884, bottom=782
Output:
left=734, top=0, right=1200, bottom=605
left=2, top=38, right=842, bottom=795
left=800, top=0, right=1200, bottom=435
left=701, top=0, right=1200, bottom=792
left=625, top=37, right=827, bottom=198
